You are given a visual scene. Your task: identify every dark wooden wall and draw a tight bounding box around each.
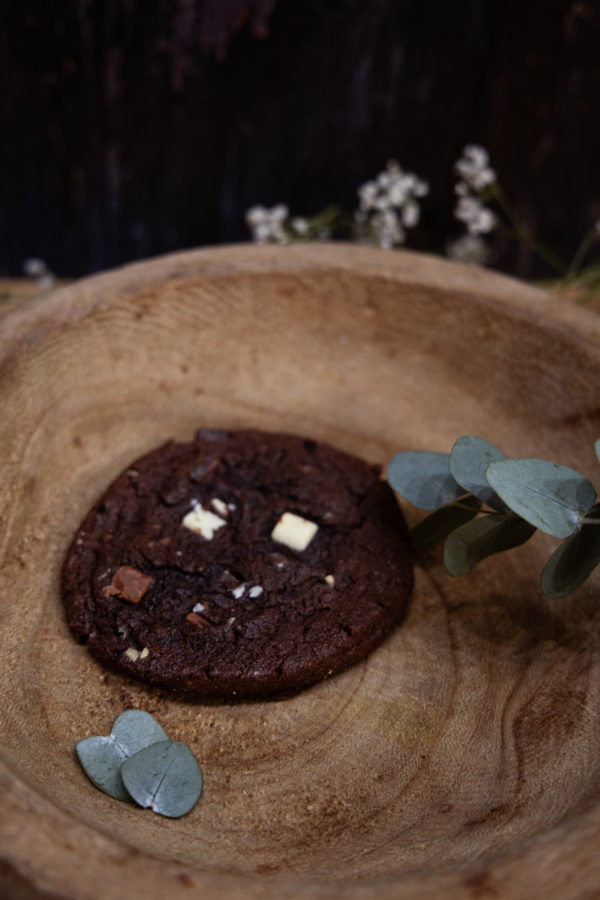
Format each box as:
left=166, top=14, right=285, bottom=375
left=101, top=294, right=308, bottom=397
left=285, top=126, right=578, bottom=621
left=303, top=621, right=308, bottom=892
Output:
left=1, top=0, right=599, bottom=279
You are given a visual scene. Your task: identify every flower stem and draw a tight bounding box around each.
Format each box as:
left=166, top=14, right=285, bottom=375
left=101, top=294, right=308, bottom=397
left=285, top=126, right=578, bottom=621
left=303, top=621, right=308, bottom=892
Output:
left=565, top=227, right=599, bottom=279
left=488, top=183, right=566, bottom=275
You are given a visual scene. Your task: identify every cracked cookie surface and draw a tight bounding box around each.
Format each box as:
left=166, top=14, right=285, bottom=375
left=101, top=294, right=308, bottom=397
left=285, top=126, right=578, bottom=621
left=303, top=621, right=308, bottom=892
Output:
left=61, top=429, right=413, bottom=698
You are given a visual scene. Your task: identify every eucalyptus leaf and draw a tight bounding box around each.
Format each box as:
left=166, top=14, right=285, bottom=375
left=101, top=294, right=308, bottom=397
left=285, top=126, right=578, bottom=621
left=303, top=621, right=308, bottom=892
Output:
left=410, top=495, right=480, bottom=547
left=76, top=736, right=133, bottom=802
left=541, top=506, right=600, bottom=599
left=120, top=740, right=203, bottom=818
left=76, top=710, right=168, bottom=802
left=449, top=436, right=506, bottom=509
left=387, top=451, right=464, bottom=510
left=485, top=459, right=596, bottom=538
left=443, top=513, right=536, bottom=576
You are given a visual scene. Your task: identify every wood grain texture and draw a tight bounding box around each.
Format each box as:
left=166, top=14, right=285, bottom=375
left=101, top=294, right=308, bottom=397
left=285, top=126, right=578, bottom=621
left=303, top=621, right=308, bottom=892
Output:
left=1, top=243, right=600, bottom=900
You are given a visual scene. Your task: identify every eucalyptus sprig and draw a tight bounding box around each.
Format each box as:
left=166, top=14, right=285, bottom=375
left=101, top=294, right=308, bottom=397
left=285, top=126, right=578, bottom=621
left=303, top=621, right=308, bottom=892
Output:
left=77, top=710, right=203, bottom=818
left=387, top=436, right=600, bottom=599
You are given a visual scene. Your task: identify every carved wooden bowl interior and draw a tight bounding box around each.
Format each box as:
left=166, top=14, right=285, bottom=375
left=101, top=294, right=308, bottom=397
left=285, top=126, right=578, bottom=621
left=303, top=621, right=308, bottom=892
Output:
left=2, top=244, right=600, bottom=899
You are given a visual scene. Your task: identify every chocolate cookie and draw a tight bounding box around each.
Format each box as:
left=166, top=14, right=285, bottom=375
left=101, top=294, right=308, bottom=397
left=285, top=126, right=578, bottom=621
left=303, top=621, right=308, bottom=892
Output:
left=62, top=429, right=413, bottom=698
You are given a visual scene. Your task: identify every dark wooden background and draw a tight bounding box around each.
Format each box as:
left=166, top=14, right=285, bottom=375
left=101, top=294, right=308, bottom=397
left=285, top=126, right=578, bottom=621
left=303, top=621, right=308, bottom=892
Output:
left=1, top=0, right=599, bottom=279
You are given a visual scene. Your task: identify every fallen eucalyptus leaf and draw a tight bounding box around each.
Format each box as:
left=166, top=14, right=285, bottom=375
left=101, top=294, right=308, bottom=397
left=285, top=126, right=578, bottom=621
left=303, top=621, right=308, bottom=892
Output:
left=76, top=710, right=168, bottom=802
left=443, top=513, right=536, bottom=576
left=410, top=495, right=480, bottom=547
left=387, top=451, right=464, bottom=510
left=120, top=740, right=203, bottom=818
left=485, top=459, right=596, bottom=538
left=449, top=436, right=506, bottom=509
left=541, top=506, right=600, bottom=598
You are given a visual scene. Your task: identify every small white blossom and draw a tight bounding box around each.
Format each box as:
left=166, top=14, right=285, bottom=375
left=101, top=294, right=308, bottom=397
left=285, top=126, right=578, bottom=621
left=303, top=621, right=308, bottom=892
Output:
left=358, top=181, right=378, bottom=211
left=401, top=201, right=420, bottom=228
left=455, top=195, right=496, bottom=235
left=376, top=171, right=393, bottom=190
left=371, top=209, right=405, bottom=249
left=355, top=160, right=428, bottom=248
left=23, top=258, right=48, bottom=277
left=23, top=257, right=56, bottom=289
left=290, top=216, right=309, bottom=236
left=446, top=233, right=490, bottom=266
left=245, top=204, right=289, bottom=243
left=455, top=144, right=497, bottom=192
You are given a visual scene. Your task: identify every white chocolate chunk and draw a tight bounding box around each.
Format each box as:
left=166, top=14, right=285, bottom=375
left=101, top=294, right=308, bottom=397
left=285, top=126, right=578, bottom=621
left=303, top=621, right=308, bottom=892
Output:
left=210, top=498, right=228, bottom=516
left=232, top=584, right=246, bottom=599
left=139, top=647, right=149, bottom=659
left=271, top=512, right=319, bottom=552
left=182, top=500, right=227, bottom=540
left=248, top=585, right=263, bottom=598
left=324, top=574, right=335, bottom=587
left=192, top=602, right=205, bottom=613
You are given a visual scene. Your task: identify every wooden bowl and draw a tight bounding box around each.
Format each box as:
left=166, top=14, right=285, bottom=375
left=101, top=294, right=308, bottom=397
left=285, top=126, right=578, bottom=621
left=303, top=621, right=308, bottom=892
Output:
left=2, top=244, right=600, bottom=899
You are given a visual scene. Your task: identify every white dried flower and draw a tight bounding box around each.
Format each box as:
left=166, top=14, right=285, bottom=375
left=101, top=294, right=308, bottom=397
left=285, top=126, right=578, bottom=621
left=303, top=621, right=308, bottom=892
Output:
left=270, top=204, right=289, bottom=222
left=23, top=257, right=56, bottom=288
left=376, top=171, right=393, bottom=190
left=446, top=233, right=490, bottom=266
left=370, top=209, right=405, bottom=249
left=455, top=144, right=497, bottom=192
left=358, top=181, right=378, bottom=211
left=245, top=205, right=268, bottom=226
left=290, top=217, right=309, bottom=236
left=245, top=204, right=289, bottom=243
left=23, top=257, right=48, bottom=277
left=455, top=195, right=496, bottom=235
left=355, top=160, right=428, bottom=248
left=412, top=178, right=429, bottom=198
left=401, top=201, right=420, bottom=228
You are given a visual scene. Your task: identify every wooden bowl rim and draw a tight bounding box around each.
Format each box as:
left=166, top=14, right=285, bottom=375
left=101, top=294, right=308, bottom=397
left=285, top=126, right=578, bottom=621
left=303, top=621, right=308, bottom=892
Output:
left=2, top=243, right=600, bottom=900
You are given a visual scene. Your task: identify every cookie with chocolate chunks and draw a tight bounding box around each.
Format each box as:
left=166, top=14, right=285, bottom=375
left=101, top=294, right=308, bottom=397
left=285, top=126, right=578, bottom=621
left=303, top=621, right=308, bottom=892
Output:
left=62, top=429, right=413, bottom=698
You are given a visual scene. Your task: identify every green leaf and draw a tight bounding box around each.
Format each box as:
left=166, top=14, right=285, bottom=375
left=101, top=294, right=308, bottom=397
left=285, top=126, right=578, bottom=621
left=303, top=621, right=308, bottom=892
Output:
left=485, top=459, right=596, bottom=538
left=387, top=451, right=464, bottom=510
left=541, top=506, right=600, bottom=598
left=76, top=710, right=168, bottom=802
left=410, top=495, right=480, bottom=547
left=443, top=513, right=536, bottom=576
left=120, top=741, right=203, bottom=818
left=449, top=436, right=506, bottom=508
